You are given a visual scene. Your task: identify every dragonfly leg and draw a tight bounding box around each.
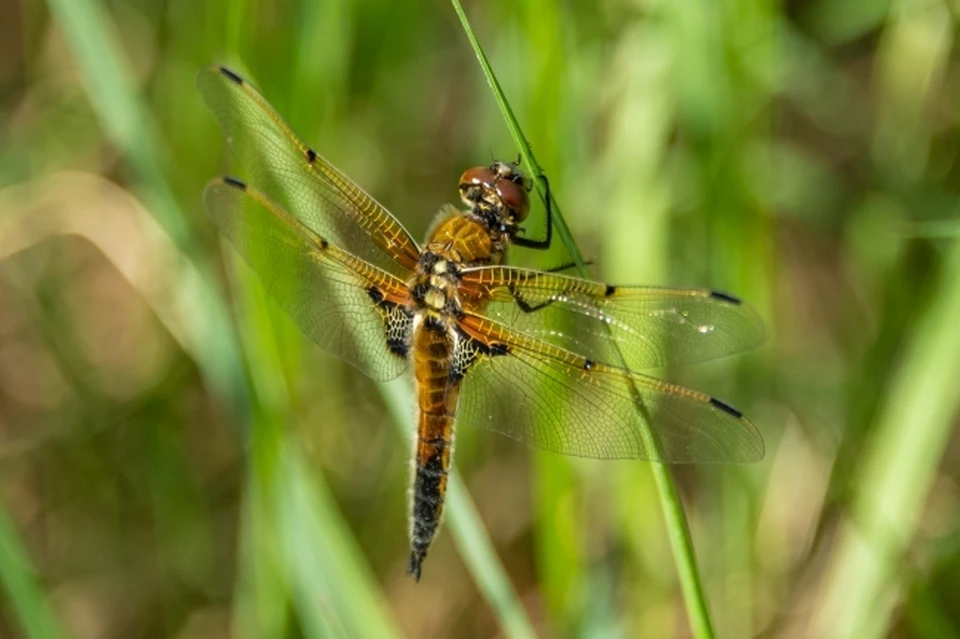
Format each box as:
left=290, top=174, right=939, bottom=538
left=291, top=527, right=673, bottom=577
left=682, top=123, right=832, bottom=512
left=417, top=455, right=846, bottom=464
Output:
left=507, top=283, right=555, bottom=313
left=541, top=258, right=595, bottom=274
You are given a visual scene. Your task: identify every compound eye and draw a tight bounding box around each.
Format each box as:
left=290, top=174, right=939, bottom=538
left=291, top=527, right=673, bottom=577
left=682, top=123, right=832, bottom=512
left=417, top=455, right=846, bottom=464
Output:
left=459, top=166, right=496, bottom=190
left=496, top=178, right=529, bottom=221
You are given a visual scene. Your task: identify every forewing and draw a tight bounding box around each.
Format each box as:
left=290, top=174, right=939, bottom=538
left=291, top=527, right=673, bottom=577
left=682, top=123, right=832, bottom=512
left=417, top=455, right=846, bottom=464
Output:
left=453, top=314, right=763, bottom=462
left=198, top=65, right=421, bottom=277
left=460, top=266, right=764, bottom=370
left=205, top=177, right=411, bottom=381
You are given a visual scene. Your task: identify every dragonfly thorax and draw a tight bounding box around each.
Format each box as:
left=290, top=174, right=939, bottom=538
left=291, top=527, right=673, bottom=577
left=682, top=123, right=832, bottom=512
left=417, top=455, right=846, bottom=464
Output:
left=409, top=249, right=463, bottom=317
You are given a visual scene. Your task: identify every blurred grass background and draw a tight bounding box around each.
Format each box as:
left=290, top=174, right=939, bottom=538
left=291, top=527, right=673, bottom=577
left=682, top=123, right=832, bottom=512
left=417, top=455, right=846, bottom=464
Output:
left=1, top=0, right=960, bottom=637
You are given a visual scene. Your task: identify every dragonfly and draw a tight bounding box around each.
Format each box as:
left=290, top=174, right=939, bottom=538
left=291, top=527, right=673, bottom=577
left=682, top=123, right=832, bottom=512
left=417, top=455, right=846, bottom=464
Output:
left=198, top=65, right=765, bottom=581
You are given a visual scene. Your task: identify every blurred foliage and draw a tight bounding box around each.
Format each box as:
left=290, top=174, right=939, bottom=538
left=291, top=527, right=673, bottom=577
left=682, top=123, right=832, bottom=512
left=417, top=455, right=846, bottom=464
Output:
left=1, top=0, right=960, bottom=637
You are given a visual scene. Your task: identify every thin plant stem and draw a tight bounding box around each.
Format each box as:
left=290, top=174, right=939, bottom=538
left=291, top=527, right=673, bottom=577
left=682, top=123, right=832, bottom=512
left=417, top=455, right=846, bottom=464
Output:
left=449, top=1, right=716, bottom=636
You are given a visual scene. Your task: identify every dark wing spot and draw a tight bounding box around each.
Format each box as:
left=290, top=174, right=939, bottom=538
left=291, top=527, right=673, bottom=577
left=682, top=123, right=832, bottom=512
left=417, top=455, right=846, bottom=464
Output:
left=583, top=359, right=595, bottom=371
left=383, top=304, right=412, bottom=359
left=489, top=342, right=509, bottom=357
left=450, top=332, right=504, bottom=381
left=223, top=176, right=247, bottom=190
left=709, top=397, right=743, bottom=419
left=387, top=339, right=408, bottom=358
left=710, top=290, right=742, bottom=305
left=306, top=148, right=317, bottom=163
left=319, top=237, right=329, bottom=250
left=367, top=286, right=384, bottom=305
left=219, top=67, right=244, bottom=85
left=604, top=284, right=616, bottom=297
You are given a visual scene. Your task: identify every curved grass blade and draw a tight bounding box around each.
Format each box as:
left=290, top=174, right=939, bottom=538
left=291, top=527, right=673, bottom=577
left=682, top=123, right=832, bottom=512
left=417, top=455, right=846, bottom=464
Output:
left=44, top=0, right=249, bottom=418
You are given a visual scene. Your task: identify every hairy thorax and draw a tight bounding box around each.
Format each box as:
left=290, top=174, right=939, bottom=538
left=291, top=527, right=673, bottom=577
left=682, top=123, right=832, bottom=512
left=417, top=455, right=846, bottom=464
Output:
left=408, top=208, right=509, bottom=323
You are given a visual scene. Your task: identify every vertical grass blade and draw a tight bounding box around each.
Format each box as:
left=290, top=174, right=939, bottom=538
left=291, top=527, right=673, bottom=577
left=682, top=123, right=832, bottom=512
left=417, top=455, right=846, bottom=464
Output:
left=812, top=237, right=960, bottom=637
left=811, top=1, right=957, bottom=635
left=449, top=0, right=585, bottom=275
left=0, top=497, right=67, bottom=639
left=450, top=1, right=716, bottom=636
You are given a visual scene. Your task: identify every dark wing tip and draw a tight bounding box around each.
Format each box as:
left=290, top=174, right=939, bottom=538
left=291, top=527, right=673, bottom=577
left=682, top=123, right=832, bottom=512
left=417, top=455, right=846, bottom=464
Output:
left=708, top=396, right=743, bottom=419
left=707, top=397, right=766, bottom=462
left=710, top=290, right=742, bottom=305
left=709, top=289, right=768, bottom=349
left=221, top=176, right=247, bottom=190
left=218, top=66, right=244, bottom=85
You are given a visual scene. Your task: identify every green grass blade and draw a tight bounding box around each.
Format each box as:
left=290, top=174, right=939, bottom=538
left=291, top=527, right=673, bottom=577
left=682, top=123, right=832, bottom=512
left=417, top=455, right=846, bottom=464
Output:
left=0, top=496, right=68, bottom=639
left=449, top=0, right=586, bottom=276
left=811, top=1, right=957, bottom=635
left=812, top=236, right=960, bottom=637
left=450, top=2, right=716, bottom=636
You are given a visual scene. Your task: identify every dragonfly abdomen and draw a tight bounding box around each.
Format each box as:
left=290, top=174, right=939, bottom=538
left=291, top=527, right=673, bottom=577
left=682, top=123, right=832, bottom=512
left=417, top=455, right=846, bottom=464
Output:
left=409, top=412, right=453, bottom=581
left=408, top=317, right=461, bottom=580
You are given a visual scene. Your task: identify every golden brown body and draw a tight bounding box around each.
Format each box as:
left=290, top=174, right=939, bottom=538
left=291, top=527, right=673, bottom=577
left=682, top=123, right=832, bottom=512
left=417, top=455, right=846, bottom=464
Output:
left=406, top=206, right=515, bottom=579
left=200, top=65, right=765, bottom=583
left=409, top=320, right=457, bottom=576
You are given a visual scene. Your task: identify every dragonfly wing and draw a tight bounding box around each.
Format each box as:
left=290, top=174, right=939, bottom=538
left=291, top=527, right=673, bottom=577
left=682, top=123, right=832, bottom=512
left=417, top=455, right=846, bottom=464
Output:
left=460, top=266, right=764, bottom=370
left=453, top=313, right=763, bottom=462
left=198, top=65, right=421, bottom=277
left=205, top=177, right=411, bottom=382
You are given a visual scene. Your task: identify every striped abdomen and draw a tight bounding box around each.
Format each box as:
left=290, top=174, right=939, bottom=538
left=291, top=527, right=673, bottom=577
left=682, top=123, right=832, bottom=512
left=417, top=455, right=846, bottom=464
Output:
left=408, top=316, right=461, bottom=581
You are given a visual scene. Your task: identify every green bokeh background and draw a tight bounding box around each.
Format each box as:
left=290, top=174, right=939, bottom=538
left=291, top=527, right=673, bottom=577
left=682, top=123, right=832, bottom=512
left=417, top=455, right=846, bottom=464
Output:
left=2, top=0, right=960, bottom=637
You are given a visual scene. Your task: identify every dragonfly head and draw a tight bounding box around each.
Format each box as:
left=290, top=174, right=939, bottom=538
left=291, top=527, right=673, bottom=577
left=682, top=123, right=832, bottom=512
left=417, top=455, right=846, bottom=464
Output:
left=458, top=161, right=530, bottom=224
